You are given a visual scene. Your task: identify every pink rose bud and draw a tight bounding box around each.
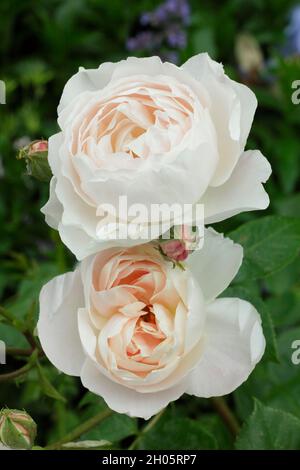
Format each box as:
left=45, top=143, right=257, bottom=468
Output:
left=160, top=239, right=189, bottom=262
left=17, top=139, right=52, bottom=182
left=159, top=225, right=200, bottom=264
left=29, top=140, right=48, bottom=154
left=0, top=409, right=37, bottom=450
left=173, top=225, right=200, bottom=251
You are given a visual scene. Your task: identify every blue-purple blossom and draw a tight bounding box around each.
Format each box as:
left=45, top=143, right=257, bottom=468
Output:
left=284, top=5, right=300, bottom=56
left=126, top=0, right=190, bottom=64
left=165, top=0, right=191, bottom=24
left=160, top=50, right=179, bottom=64
left=166, top=26, right=187, bottom=48
left=126, top=31, right=159, bottom=52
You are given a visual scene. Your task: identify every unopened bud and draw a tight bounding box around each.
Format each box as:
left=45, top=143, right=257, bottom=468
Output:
left=235, top=33, right=264, bottom=75
left=17, top=139, right=51, bottom=182
left=159, top=225, right=200, bottom=264
left=173, top=225, right=200, bottom=251
left=0, top=409, right=37, bottom=450
left=160, top=239, right=188, bottom=262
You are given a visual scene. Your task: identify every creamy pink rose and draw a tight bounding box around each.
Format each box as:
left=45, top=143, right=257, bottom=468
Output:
left=42, top=54, right=271, bottom=260
left=38, top=229, right=265, bottom=419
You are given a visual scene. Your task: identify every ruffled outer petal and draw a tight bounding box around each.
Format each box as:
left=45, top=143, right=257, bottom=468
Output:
left=37, top=269, right=85, bottom=376
left=185, top=298, right=265, bottom=398
left=181, top=53, right=257, bottom=186
left=187, top=228, right=243, bottom=302
left=41, top=177, right=63, bottom=230
left=202, top=150, right=271, bottom=224
left=80, top=358, right=187, bottom=420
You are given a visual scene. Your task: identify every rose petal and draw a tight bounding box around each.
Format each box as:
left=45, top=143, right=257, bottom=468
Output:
left=187, top=228, right=243, bottom=302
left=41, top=177, right=63, bottom=230
left=181, top=53, right=257, bottom=186
left=58, top=63, right=117, bottom=114
left=185, top=297, right=265, bottom=398
left=80, top=358, right=186, bottom=419
left=38, top=269, right=85, bottom=376
left=202, top=150, right=271, bottom=224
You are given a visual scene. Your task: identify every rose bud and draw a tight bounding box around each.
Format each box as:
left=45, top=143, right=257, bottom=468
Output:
left=0, top=409, right=37, bottom=450
left=160, top=225, right=200, bottom=263
left=160, top=239, right=188, bottom=262
left=17, top=139, right=52, bottom=182
left=173, top=225, right=200, bottom=252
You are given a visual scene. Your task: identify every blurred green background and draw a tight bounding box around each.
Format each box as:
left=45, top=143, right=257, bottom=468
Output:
left=0, top=0, right=300, bottom=450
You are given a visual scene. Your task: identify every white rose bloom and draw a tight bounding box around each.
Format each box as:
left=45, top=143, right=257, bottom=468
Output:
left=41, top=54, right=271, bottom=260
left=38, top=229, right=265, bottom=419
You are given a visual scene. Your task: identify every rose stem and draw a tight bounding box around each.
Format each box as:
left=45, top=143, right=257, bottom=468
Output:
left=210, top=397, right=240, bottom=436
left=0, top=361, right=35, bottom=382
left=129, top=408, right=165, bottom=450
left=6, top=347, right=44, bottom=357
left=44, top=409, right=112, bottom=450
left=0, top=306, right=20, bottom=325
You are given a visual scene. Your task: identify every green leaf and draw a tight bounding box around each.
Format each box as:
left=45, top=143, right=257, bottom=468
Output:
left=78, top=392, right=137, bottom=443
left=229, top=216, right=300, bottom=282
left=81, top=412, right=137, bottom=443
left=36, top=361, right=66, bottom=403
left=275, top=193, right=300, bottom=217
left=266, top=291, right=300, bottom=328
left=234, top=327, right=300, bottom=421
left=0, top=324, right=28, bottom=348
left=236, top=400, right=300, bottom=450
left=274, top=137, right=300, bottom=194
left=138, top=413, right=217, bottom=450
left=223, top=285, right=279, bottom=362
left=79, top=392, right=107, bottom=410
left=262, top=257, right=300, bottom=296
left=198, top=414, right=233, bottom=449
left=263, top=258, right=300, bottom=328
left=5, top=262, right=60, bottom=322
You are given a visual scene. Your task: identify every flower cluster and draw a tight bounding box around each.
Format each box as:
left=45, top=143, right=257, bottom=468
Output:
left=37, top=53, right=271, bottom=419
left=126, top=0, right=190, bottom=64
left=284, top=5, right=300, bottom=57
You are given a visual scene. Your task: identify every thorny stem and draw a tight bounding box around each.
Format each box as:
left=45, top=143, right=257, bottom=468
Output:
left=45, top=409, right=112, bottom=450
left=129, top=408, right=165, bottom=450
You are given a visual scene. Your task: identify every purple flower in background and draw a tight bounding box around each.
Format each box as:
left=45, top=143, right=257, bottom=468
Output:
left=160, top=50, right=179, bottom=64
left=126, top=0, right=190, bottom=64
left=126, top=31, right=159, bottom=52
left=284, top=5, right=300, bottom=56
left=166, top=25, right=187, bottom=48
left=165, top=0, right=191, bottom=25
